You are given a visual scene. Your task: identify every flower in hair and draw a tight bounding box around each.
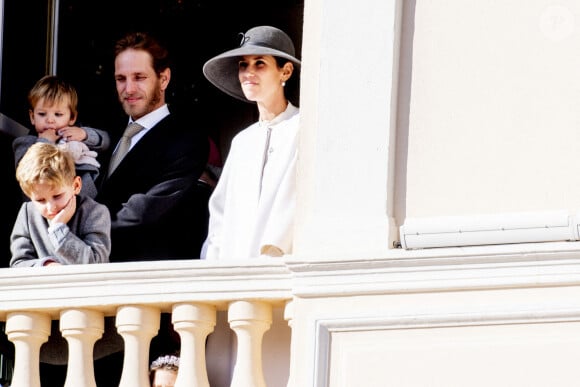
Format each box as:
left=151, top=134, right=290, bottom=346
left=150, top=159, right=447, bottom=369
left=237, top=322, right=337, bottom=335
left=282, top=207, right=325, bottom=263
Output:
left=150, top=354, right=180, bottom=369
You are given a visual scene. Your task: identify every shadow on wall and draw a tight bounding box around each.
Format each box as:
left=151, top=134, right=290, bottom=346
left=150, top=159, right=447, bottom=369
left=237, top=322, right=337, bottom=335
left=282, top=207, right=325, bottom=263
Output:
left=206, top=308, right=291, bottom=387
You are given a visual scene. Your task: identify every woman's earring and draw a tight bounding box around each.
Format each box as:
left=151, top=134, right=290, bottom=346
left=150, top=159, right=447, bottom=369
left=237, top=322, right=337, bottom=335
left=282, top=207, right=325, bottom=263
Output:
left=281, top=81, right=286, bottom=87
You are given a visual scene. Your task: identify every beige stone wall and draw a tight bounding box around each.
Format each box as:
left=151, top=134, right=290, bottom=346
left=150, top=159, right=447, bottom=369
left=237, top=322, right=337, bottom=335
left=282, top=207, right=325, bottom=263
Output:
left=403, top=1, right=580, bottom=218
left=295, top=0, right=580, bottom=251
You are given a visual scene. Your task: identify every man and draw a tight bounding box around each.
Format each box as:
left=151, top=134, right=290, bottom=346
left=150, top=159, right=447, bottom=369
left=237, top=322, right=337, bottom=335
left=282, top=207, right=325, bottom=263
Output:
left=96, top=31, right=209, bottom=261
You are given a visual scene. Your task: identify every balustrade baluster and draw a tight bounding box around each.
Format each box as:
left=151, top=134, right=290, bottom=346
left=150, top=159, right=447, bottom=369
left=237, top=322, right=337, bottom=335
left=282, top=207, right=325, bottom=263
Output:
left=172, top=302, right=216, bottom=387
left=5, top=312, right=51, bottom=387
left=117, top=305, right=160, bottom=387
left=228, top=301, right=272, bottom=387
left=61, top=309, right=104, bottom=387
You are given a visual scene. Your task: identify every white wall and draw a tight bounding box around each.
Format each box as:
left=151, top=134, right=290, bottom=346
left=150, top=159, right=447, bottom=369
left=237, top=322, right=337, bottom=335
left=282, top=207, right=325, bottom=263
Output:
left=404, top=1, right=580, bottom=218
left=295, top=0, right=400, bottom=257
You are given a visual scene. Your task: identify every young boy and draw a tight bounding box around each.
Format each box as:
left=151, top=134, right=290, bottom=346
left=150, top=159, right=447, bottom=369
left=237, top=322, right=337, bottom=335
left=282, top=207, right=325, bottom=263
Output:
left=13, top=75, right=110, bottom=198
left=10, top=142, right=111, bottom=267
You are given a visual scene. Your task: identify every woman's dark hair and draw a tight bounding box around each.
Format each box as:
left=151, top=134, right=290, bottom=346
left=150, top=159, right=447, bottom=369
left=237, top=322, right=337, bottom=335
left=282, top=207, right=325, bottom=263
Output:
left=274, top=56, right=300, bottom=107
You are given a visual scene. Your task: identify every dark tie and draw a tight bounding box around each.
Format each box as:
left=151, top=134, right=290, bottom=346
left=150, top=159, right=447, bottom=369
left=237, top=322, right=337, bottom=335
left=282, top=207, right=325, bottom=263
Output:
left=108, top=122, right=144, bottom=176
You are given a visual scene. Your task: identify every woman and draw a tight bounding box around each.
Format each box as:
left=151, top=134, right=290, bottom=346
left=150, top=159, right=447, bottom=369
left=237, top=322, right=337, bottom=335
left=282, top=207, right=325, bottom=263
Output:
left=201, top=25, right=301, bottom=260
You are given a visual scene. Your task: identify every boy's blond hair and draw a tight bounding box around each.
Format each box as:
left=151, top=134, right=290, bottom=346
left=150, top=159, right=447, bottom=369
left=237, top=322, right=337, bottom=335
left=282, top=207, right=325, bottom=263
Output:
left=16, top=142, right=76, bottom=197
left=28, top=75, right=78, bottom=120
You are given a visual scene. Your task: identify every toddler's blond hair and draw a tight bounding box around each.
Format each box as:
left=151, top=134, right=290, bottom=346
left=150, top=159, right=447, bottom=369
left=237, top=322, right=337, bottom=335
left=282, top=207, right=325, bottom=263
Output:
left=28, top=75, right=79, bottom=121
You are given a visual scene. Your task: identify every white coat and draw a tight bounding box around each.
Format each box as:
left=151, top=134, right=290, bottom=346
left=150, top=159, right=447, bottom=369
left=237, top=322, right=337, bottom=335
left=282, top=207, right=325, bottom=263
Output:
left=202, top=103, right=299, bottom=260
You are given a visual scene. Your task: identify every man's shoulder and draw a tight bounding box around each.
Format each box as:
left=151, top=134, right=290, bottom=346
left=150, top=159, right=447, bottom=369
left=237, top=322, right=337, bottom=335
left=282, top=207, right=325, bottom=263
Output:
left=152, top=109, right=195, bottom=131
left=152, top=110, right=208, bottom=144
left=77, top=195, right=109, bottom=215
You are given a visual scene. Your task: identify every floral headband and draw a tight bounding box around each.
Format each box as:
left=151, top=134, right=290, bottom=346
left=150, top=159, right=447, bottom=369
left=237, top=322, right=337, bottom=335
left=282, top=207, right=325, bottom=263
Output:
left=150, top=354, right=180, bottom=370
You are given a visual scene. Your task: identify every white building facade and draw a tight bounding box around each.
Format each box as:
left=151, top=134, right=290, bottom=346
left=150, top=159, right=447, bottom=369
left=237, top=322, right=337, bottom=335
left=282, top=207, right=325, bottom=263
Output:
left=3, top=1, right=580, bottom=386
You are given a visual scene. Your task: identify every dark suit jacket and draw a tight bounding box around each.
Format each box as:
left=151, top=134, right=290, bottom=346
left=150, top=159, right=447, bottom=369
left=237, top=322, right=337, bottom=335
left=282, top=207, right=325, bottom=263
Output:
left=2, top=131, right=23, bottom=267
left=96, top=110, right=209, bottom=262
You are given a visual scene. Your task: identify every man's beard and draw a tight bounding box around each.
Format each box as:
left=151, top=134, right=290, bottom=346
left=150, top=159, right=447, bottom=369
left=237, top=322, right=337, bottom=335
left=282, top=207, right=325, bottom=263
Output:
left=121, top=86, right=162, bottom=118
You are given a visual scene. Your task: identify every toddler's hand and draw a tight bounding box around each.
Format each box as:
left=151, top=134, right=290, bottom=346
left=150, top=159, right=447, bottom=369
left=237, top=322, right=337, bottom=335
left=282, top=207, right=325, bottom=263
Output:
left=58, top=126, right=87, bottom=142
left=38, top=128, right=60, bottom=143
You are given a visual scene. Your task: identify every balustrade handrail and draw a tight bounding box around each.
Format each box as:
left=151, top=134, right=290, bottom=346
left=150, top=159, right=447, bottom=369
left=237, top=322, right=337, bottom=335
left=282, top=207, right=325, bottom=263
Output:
left=0, top=258, right=293, bottom=319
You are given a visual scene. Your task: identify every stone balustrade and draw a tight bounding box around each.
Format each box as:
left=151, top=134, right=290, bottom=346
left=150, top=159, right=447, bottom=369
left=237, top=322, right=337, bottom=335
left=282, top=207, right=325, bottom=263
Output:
left=3, top=243, right=580, bottom=386
left=0, top=259, right=292, bottom=387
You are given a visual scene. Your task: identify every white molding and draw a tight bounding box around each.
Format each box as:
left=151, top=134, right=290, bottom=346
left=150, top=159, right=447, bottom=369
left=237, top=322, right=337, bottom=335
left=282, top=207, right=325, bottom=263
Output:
left=285, top=241, right=580, bottom=298
left=313, top=306, right=580, bottom=386
left=7, top=245, right=580, bottom=316
left=400, top=210, right=580, bottom=249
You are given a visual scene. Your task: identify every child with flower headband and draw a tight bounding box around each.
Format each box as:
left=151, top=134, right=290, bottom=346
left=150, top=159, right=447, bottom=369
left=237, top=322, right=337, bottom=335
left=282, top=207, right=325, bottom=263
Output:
left=149, top=353, right=180, bottom=387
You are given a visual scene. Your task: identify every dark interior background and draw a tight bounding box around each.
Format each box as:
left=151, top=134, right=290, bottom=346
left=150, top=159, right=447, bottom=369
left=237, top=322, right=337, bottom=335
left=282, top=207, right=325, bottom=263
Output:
left=2, top=0, right=304, bottom=154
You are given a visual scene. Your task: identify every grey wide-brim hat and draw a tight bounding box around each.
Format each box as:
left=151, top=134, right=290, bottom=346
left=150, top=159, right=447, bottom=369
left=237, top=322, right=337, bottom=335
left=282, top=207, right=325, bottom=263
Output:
left=203, top=25, right=301, bottom=103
